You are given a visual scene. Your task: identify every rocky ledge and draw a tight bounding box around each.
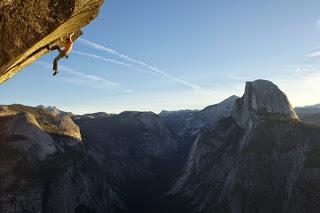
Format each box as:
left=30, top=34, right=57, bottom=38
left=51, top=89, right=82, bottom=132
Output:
left=0, top=0, right=104, bottom=83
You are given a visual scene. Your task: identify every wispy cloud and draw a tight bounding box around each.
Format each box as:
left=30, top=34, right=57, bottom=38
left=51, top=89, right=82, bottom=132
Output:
left=122, top=89, right=134, bottom=93
left=61, top=66, right=120, bottom=89
left=35, top=61, right=120, bottom=89
left=77, top=38, right=202, bottom=90
left=316, top=18, right=320, bottom=28
left=290, top=64, right=320, bottom=74
left=307, top=51, right=320, bottom=58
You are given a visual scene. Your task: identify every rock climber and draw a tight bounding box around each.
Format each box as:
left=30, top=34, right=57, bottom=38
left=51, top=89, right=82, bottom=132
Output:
left=49, top=32, right=75, bottom=76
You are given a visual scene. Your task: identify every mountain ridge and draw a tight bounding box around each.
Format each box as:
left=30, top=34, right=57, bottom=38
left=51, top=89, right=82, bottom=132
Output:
left=1, top=79, right=320, bottom=212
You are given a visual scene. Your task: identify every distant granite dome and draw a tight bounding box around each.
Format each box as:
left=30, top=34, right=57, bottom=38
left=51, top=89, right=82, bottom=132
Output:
left=233, top=79, right=299, bottom=127
left=6, top=112, right=57, bottom=161
left=37, top=105, right=73, bottom=117
left=0, top=105, right=15, bottom=117
left=3, top=104, right=81, bottom=141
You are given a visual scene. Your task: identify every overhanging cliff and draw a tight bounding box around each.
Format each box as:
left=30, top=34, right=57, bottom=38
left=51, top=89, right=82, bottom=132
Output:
left=0, top=0, right=104, bottom=83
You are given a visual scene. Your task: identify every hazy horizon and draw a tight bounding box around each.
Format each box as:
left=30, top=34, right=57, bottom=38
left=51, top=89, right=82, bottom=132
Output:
left=3, top=89, right=318, bottom=115
left=1, top=0, right=320, bottom=114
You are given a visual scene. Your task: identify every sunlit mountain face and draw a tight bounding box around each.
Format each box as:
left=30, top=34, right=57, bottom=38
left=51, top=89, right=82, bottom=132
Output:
left=1, top=80, right=320, bottom=213
left=2, top=1, right=320, bottom=212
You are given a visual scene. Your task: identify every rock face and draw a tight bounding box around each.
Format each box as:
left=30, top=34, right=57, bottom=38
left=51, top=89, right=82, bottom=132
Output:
left=160, top=95, right=238, bottom=138
left=56, top=116, right=81, bottom=140
left=0, top=105, right=122, bottom=213
left=6, top=104, right=82, bottom=141
left=6, top=112, right=57, bottom=161
left=0, top=0, right=104, bottom=83
left=0, top=105, right=16, bottom=117
left=3, top=80, right=320, bottom=212
left=165, top=80, right=320, bottom=213
left=73, top=111, right=185, bottom=212
left=233, top=79, right=299, bottom=127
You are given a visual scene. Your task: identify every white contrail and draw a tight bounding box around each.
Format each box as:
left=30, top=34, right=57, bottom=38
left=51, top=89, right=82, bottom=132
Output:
left=72, top=50, right=159, bottom=76
left=73, top=50, right=134, bottom=68
left=146, top=65, right=201, bottom=90
left=77, top=38, right=202, bottom=90
left=35, top=61, right=119, bottom=89
left=78, top=38, right=148, bottom=66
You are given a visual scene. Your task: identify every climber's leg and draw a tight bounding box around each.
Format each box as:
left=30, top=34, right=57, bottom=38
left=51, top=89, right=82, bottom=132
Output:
left=50, top=45, right=63, bottom=54
left=53, top=52, right=65, bottom=76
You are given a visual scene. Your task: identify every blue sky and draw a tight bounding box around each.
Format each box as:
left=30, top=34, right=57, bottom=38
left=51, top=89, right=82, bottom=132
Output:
left=2, top=0, right=320, bottom=114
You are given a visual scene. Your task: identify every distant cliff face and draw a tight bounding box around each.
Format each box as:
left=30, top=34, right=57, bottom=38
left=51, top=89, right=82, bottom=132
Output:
left=166, top=80, right=320, bottom=213
left=233, top=79, right=299, bottom=128
left=0, top=0, right=104, bottom=83
left=2, top=80, right=320, bottom=213
left=0, top=105, right=114, bottom=213
left=295, top=104, right=320, bottom=126
left=4, top=104, right=81, bottom=140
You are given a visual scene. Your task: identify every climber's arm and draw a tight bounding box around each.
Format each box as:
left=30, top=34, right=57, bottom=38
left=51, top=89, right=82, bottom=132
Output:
left=47, top=38, right=66, bottom=52
left=60, top=37, right=66, bottom=44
